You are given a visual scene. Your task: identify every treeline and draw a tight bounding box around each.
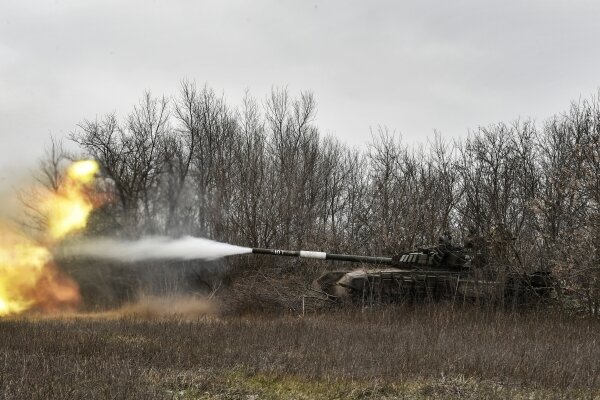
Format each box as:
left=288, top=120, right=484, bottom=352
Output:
left=49, top=83, right=600, bottom=314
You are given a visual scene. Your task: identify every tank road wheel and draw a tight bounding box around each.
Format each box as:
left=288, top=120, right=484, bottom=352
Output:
left=396, top=274, right=415, bottom=303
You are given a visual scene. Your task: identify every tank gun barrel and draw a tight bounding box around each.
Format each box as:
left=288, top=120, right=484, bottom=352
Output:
left=251, top=248, right=393, bottom=265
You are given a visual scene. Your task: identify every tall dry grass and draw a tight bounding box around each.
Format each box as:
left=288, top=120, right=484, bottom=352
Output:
left=0, top=305, right=598, bottom=399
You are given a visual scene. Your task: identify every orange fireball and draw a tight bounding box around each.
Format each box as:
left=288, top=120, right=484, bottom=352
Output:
left=0, top=160, right=99, bottom=316
left=43, top=160, right=99, bottom=240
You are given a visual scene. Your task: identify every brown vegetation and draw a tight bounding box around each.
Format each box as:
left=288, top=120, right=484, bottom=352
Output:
left=0, top=306, right=598, bottom=399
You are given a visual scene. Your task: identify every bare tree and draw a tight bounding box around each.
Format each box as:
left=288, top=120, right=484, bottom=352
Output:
left=71, top=92, right=170, bottom=236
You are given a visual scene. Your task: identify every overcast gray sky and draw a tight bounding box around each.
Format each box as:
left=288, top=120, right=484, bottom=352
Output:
left=2, top=0, right=600, bottom=176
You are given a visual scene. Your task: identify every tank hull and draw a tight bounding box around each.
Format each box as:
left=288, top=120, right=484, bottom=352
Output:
left=316, top=269, right=553, bottom=305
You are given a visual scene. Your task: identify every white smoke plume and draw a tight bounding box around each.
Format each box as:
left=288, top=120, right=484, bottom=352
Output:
left=63, top=236, right=252, bottom=262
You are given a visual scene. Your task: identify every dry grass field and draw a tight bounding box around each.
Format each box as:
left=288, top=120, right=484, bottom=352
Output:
left=0, top=303, right=599, bottom=399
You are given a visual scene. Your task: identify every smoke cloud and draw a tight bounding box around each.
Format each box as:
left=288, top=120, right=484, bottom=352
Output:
left=63, top=236, right=252, bottom=262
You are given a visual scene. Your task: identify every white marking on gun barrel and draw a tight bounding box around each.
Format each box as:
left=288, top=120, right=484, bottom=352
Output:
left=299, top=251, right=327, bottom=259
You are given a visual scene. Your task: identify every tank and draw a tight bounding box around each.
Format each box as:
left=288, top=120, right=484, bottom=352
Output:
left=250, top=236, right=554, bottom=306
